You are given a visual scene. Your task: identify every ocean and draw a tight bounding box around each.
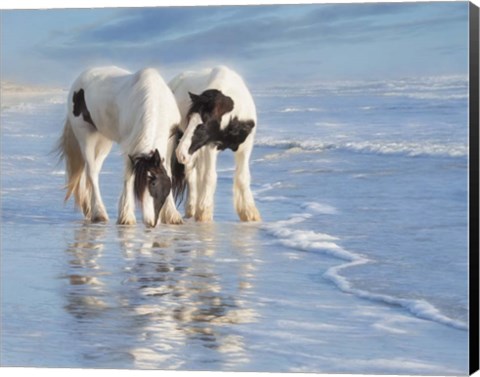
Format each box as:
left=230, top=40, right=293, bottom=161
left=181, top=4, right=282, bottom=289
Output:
left=0, top=75, right=469, bottom=374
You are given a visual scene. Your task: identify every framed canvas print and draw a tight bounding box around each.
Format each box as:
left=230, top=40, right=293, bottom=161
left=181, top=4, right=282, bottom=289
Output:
left=1, top=0, right=479, bottom=376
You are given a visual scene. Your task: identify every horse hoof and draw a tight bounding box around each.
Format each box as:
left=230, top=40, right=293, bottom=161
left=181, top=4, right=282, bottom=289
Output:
left=164, top=214, right=184, bottom=225
left=195, top=209, right=213, bottom=222
left=159, top=208, right=184, bottom=225
left=185, top=207, right=195, bottom=219
left=170, top=217, right=184, bottom=225
left=117, top=214, right=136, bottom=225
left=91, top=214, right=109, bottom=223
left=116, top=212, right=136, bottom=225
left=238, top=207, right=261, bottom=222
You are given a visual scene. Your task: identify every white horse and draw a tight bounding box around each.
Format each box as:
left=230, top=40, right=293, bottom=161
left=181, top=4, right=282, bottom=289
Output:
left=169, top=66, right=261, bottom=222
left=57, top=66, right=183, bottom=227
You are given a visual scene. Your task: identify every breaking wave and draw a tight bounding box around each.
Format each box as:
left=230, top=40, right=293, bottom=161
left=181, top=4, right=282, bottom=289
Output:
left=255, top=137, right=467, bottom=158
left=262, top=202, right=468, bottom=331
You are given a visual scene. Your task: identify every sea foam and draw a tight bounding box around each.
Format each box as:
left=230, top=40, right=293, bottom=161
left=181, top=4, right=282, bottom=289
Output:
left=263, top=201, right=468, bottom=331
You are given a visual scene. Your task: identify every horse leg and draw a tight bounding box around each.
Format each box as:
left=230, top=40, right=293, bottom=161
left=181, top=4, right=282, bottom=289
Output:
left=184, top=160, right=198, bottom=218
left=159, top=195, right=183, bottom=225
left=234, top=142, right=261, bottom=222
left=142, top=193, right=157, bottom=228
left=159, top=137, right=184, bottom=225
left=195, top=148, right=218, bottom=222
left=117, top=157, right=137, bottom=225
left=82, top=132, right=112, bottom=223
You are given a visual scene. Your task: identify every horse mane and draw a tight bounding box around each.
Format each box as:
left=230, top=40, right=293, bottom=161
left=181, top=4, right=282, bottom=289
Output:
left=131, top=154, right=151, bottom=202
left=169, top=126, right=187, bottom=205
left=217, top=117, right=255, bottom=152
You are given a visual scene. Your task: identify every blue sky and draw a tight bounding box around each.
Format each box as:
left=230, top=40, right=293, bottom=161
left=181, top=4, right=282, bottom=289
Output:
left=1, top=2, right=469, bottom=87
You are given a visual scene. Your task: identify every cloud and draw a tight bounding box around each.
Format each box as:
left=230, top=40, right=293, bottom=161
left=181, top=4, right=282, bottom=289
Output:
left=35, top=2, right=469, bottom=83
left=78, top=7, right=230, bottom=43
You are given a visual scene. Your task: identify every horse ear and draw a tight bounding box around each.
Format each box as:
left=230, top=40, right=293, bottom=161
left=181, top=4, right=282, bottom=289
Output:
left=216, top=95, right=234, bottom=118
left=189, top=92, right=200, bottom=103
left=152, top=149, right=161, bottom=167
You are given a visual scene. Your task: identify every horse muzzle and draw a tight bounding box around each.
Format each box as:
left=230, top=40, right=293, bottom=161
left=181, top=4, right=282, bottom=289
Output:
left=153, top=176, right=172, bottom=226
left=176, top=145, right=191, bottom=165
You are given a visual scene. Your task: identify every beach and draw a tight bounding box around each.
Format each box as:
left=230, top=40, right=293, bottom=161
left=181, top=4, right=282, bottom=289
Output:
left=0, top=76, right=469, bottom=374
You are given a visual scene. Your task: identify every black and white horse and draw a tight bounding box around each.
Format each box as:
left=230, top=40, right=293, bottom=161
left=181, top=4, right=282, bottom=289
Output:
left=57, top=66, right=183, bottom=227
left=169, top=66, right=261, bottom=222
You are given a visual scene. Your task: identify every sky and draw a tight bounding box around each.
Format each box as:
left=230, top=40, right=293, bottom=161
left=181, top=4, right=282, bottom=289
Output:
left=0, top=1, right=470, bottom=87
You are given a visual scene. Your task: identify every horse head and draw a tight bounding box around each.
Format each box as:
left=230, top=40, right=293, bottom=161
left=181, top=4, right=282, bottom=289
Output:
left=130, top=149, right=171, bottom=226
left=176, top=89, right=234, bottom=164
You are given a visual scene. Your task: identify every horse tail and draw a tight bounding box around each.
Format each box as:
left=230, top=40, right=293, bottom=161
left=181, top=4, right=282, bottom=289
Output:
left=55, top=118, right=92, bottom=217
left=169, top=125, right=186, bottom=205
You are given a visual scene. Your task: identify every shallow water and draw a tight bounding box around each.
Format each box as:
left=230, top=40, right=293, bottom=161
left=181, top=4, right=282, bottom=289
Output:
left=0, top=77, right=469, bottom=374
left=0, top=219, right=467, bottom=373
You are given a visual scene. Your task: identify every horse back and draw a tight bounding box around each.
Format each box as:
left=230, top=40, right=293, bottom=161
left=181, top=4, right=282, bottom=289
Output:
left=68, top=67, right=130, bottom=141
left=169, top=66, right=257, bottom=131
left=68, top=67, right=179, bottom=147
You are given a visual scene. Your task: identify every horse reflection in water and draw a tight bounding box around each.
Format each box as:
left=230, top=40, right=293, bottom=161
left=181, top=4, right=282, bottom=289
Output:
left=62, top=222, right=260, bottom=370
left=117, top=223, right=259, bottom=369
left=63, top=224, right=110, bottom=320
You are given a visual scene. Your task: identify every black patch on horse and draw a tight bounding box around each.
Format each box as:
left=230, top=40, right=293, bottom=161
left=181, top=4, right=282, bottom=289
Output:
left=72, top=89, right=96, bottom=128
left=217, top=117, right=255, bottom=152
left=187, top=89, right=234, bottom=124
left=186, top=89, right=255, bottom=153
left=188, top=117, right=255, bottom=154
left=189, top=120, right=222, bottom=155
